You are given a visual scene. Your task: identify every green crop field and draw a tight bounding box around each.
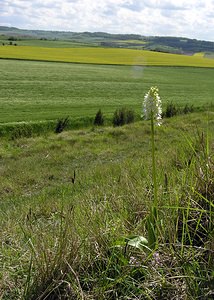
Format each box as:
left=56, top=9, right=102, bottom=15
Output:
left=0, top=59, right=214, bottom=126
left=0, top=39, right=97, bottom=48
left=1, top=45, right=214, bottom=67
left=116, top=39, right=147, bottom=44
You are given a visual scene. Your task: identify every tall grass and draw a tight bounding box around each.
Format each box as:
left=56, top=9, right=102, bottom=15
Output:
left=0, top=112, right=213, bottom=299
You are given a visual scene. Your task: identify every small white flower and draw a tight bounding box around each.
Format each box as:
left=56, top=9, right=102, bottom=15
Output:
left=129, top=256, right=141, bottom=266
left=143, top=86, right=162, bottom=126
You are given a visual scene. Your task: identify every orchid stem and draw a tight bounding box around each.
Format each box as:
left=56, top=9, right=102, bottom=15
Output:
left=151, top=115, right=158, bottom=211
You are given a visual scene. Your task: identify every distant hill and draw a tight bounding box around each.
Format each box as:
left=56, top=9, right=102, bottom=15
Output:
left=0, top=26, right=213, bottom=54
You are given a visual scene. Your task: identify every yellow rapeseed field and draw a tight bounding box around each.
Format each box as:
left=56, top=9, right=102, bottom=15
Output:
left=0, top=46, right=214, bottom=67
left=193, top=52, right=205, bottom=57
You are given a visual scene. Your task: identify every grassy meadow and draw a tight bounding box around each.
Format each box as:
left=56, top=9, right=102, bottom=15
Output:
left=0, top=44, right=214, bottom=299
left=0, top=112, right=213, bottom=299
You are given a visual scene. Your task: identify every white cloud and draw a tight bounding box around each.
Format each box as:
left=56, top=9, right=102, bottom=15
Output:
left=0, top=0, right=213, bottom=41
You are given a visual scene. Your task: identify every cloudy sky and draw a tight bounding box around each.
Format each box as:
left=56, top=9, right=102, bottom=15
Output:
left=1, top=0, right=214, bottom=41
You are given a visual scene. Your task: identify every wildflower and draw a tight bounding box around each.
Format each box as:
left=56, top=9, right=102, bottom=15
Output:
left=143, top=86, right=162, bottom=126
left=151, top=251, right=162, bottom=267
left=129, top=256, right=141, bottom=266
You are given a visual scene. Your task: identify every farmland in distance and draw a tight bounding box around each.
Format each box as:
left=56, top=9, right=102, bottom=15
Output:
left=1, top=46, right=214, bottom=67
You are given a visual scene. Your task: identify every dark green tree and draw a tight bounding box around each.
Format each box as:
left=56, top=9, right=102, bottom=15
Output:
left=94, top=109, right=104, bottom=126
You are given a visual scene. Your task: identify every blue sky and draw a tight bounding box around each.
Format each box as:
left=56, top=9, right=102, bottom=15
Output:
left=1, top=0, right=214, bottom=41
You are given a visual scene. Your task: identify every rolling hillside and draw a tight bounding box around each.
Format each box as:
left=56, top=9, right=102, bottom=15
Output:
left=0, top=26, right=214, bottom=54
